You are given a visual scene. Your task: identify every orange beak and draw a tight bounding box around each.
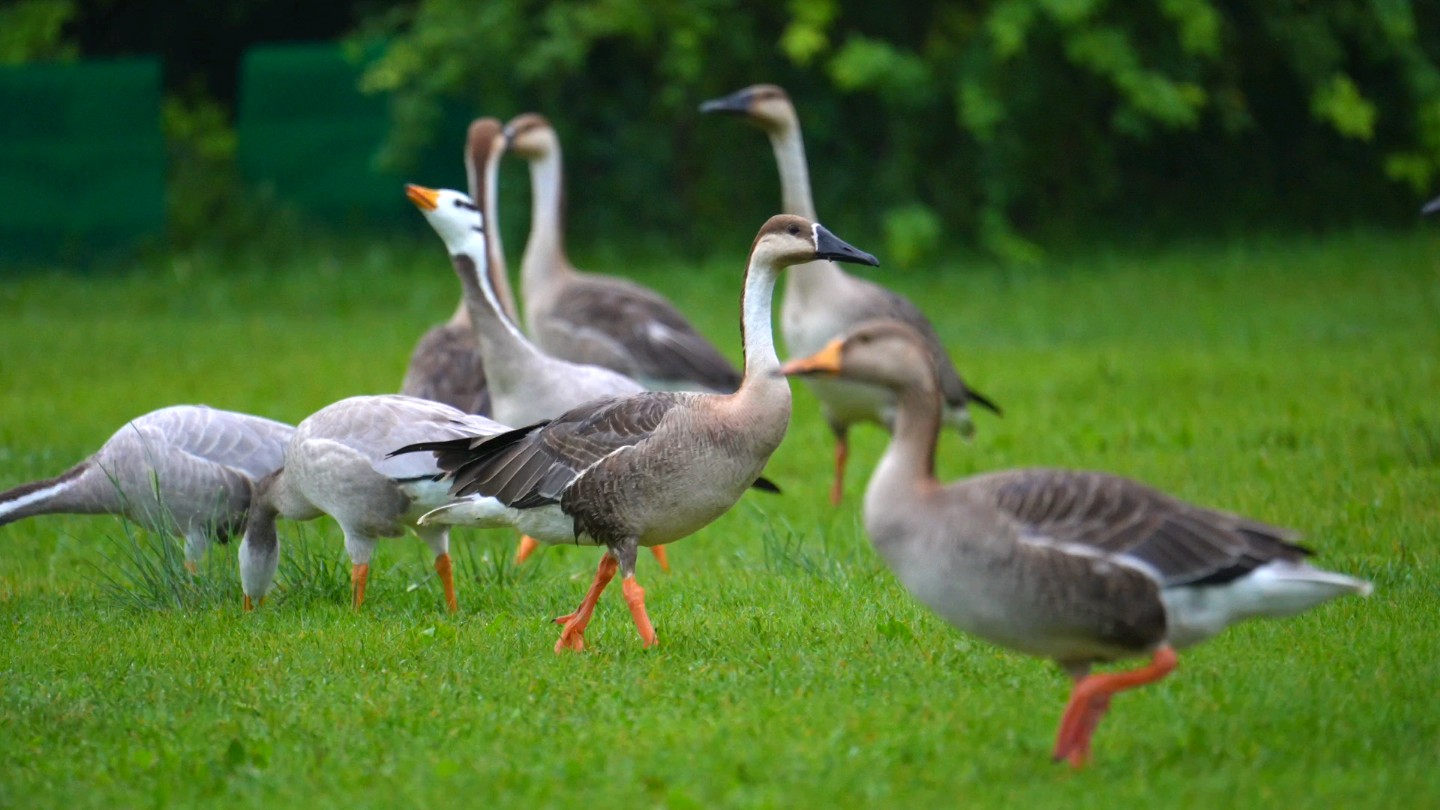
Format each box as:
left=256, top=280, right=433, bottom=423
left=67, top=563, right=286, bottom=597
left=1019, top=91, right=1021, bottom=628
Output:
left=779, top=339, right=844, bottom=377
left=406, top=184, right=439, bottom=211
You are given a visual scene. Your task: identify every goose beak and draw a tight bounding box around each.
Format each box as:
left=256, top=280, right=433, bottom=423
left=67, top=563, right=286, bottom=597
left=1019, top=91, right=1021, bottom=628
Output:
left=813, top=224, right=879, bottom=267
left=699, top=88, right=753, bottom=115
left=1423, top=195, right=1440, bottom=216
left=406, top=184, right=440, bottom=212
left=779, top=339, right=844, bottom=378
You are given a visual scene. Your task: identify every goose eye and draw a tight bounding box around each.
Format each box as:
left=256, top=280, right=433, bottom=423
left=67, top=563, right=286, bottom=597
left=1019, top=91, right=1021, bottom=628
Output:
left=786, top=225, right=800, bottom=236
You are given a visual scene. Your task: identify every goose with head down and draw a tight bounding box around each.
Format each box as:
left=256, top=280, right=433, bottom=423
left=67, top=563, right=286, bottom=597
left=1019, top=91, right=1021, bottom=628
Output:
left=238, top=395, right=506, bottom=612
left=701, top=84, right=1000, bottom=504
left=405, top=117, right=677, bottom=573
left=395, top=214, right=879, bottom=652
left=0, top=405, right=292, bottom=569
left=503, top=112, right=743, bottom=394
left=781, top=319, right=1372, bottom=767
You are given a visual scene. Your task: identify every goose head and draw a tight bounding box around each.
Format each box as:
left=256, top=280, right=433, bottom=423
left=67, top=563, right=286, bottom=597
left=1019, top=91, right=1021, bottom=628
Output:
left=406, top=184, right=484, bottom=251
left=504, top=113, right=558, bottom=160
left=751, top=213, right=879, bottom=271
left=700, top=84, right=795, bottom=133
left=780, top=320, right=936, bottom=392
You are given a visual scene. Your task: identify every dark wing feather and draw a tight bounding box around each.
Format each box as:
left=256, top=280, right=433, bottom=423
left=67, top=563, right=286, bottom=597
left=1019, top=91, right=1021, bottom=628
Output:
left=986, top=469, right=1309, bottom=588
left=555, top=276, right=741, bottom=393
left=854, top=280, right=1000, bottom=416
left=403, top=393, right=685, bottom=508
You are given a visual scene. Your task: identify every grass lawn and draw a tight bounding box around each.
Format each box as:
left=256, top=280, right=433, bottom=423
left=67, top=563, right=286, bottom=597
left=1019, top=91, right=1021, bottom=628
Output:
left=1, top=227, right=1437, bottom=807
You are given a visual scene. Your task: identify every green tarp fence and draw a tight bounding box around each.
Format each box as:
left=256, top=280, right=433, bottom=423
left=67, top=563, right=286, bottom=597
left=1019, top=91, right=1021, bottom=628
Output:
left=238, top=42, right=469, bottom=227
left=0, top=57, right=166, bottom=266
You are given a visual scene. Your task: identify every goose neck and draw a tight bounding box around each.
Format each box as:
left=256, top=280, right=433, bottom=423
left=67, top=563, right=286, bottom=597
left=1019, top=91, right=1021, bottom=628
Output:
left=520, top=145, right=571, bottom=295
left=767, top=120, right=817, bottom=221
left=451, top=233, right=537, bottom=361
left=868, top=383, right=942, bottom=504
left=737, top=260, right=781, bottom=383
left=476, top=144, right=520, bottom=324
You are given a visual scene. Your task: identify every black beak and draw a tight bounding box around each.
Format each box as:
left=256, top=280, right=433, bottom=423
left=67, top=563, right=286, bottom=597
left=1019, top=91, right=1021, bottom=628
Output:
left=813, top=224, right=879, bottom=267
left=1423, top=195, right=1440, bottom=216
left=699, top=88, right=753, bottom=115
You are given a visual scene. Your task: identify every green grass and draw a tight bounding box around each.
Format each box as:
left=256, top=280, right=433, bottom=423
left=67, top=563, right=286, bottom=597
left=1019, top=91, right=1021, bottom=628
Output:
left=2, top=227, right=1439, bottom=807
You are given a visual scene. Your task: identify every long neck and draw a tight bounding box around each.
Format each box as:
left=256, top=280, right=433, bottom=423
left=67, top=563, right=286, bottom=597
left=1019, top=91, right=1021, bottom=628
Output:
left=450, top=232, right=539, bottom=363
left=768, top=118, right=817, bottom=220
left=868, top=382, right=942, bottom=502
left=472, top=144, right=520, bottom=324
left=766, top=116, right=846, bottom=296
left=736, top=261, right=781, bottom=383
left=520, top=143, right=571, bottom=300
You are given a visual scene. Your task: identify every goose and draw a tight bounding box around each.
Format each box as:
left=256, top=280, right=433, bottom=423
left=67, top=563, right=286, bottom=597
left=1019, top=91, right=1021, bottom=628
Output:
left=701, top=84, right=1001, bottom=504
left=780, top=320, right=1373, bottom=767
left=503, top=112, right=743, bottom=393
left=406, top=119, right=674, bottom=572
left=394, top=214, right=879, bottom=652
left=1423, top=195, right=1440, bottom=215
left=396, top=121, right=522, bottom=414
left=0, top=405, right=293, bottom=569
left=238, top=394, right=506, bottom=612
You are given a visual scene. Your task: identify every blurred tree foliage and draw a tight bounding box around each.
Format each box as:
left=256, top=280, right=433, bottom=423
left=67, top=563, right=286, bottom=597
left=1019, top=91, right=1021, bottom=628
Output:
left=357, top=0, right=1440, bottom=261
left=0, top=0, right=77, bottom=64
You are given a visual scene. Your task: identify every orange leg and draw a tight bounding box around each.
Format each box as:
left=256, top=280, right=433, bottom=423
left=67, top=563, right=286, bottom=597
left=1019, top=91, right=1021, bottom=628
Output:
left=622, top=575, right=658, bottom=648
left=554, top=555, right=619, bottom=653
left=351, top=562, right=370, bottom=611
left=1053, top=646, right=1178, bottom=768
left=184, top=560, right=199, bottom=575
left=243, top=594, right=255, bottom=612
left=435, top=552, right=457, bottom=613
left=515, top=535, right=541, bottom=564
left=829, top=437, right=849, bottom=506
left=649, top=545, right=671, bottom=573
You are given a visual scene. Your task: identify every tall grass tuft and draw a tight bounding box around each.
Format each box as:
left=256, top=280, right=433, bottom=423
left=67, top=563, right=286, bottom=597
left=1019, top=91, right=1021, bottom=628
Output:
left=92, top=520, right=238, bottom=612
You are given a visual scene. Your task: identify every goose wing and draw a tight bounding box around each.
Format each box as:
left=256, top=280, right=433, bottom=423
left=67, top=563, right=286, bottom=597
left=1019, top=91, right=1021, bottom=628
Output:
left=981, top=469, right=1308, bottom=587
left=124, top=406, right=294, bottom=480
left=399, top=392, right=686, bottom=509
left=555, top=276, right=741, bottom=393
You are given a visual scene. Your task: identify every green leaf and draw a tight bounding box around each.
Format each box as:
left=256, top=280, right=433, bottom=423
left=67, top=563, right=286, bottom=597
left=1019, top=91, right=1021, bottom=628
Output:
left=1311, top=74, right=1377, bottom=141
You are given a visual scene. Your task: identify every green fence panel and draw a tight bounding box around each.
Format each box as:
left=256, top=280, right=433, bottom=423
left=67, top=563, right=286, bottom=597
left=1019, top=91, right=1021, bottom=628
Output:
left=238, top=42, right=469, bottom=227
left=0, top=57, right=165, bottom=266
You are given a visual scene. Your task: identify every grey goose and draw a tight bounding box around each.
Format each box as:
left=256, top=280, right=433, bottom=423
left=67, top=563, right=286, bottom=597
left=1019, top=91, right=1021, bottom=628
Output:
left=395, top=214, right=879, bottom=652
left=0, top=405, right=293, bottom=568
left=781, top=319, right=1372, bottom=767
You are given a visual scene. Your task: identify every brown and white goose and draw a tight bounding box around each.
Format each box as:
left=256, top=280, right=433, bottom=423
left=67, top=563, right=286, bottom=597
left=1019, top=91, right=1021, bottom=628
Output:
left=781, top=320, right=1372, bottom=767
left=395, top=214, right=879, bottom=652
left=701, top=84, right=1001, bottom=504
left=396, top=120, right=523, bottom=414
left=0, top=405, right=293, bottom=569
left=238, top=395, right=506, bottom=612
left=406, top=121, right=676, bottom=571
left=503, top=112, right=742, bottom=393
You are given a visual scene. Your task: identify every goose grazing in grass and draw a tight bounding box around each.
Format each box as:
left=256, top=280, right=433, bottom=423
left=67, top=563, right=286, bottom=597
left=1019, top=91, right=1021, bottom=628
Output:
left=238, top=395, right=505, bottom=612
left=701, top=84, right=1000, bottom=504
left=395, top=214, right=879, bottom=652
left=503, top=112, right=742, bottom=394
left=406, top=118, right=678, bottom=572
left=781, top=320, right=1373, bottom=767
left=0, top=405, right=293, bottom=569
